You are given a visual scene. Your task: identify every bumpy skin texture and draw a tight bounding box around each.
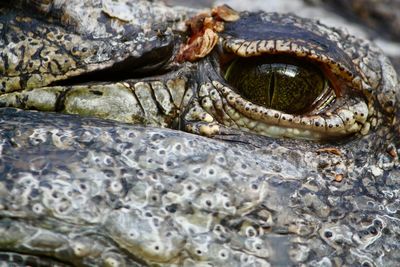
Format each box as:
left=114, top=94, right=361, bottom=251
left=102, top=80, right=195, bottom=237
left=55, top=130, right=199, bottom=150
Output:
left=0, top=0, right=197, bottom=127
left=0, top=0, right=399, bottom=266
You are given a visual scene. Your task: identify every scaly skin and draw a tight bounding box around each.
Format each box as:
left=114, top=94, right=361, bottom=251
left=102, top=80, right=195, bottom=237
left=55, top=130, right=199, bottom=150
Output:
left=0, top=0, right=399, bottom=266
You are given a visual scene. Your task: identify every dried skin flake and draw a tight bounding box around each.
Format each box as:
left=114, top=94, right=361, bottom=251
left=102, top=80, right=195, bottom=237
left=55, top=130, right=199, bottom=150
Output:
left=176, top=5, right=240, bottom=62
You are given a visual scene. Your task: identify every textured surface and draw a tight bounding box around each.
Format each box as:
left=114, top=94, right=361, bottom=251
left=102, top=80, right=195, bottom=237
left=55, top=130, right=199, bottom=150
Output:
left=0, top=0, right=399, bottom=266
left=0, top=0, right=188, bottom=92
left=0, top=107, right=398, bottom=266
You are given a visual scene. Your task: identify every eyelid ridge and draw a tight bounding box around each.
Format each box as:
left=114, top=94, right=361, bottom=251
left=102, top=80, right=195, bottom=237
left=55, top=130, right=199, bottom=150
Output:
left=221, top=38, right=363, bottom=93
left=209, top=80, right=369, bottom=137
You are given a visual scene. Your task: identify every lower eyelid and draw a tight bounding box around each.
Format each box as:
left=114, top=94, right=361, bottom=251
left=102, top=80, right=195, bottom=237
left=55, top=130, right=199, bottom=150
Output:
left=200, top=81, right=369, bottom=140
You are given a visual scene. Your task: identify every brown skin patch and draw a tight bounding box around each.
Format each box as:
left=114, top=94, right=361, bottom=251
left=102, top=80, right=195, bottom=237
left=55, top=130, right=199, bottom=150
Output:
left=316, top=147, right=342, bottom=156
left=176, top=5, right=239, bottom=62
left=387, top=146, right=398, bottom=159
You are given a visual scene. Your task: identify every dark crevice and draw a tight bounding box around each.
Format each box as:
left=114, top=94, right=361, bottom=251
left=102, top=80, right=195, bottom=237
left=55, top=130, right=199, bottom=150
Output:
left=52, top=44, right=174, bottom=87
left=148, top=83, right=167, bottom=116
left=54, top=87, right=71, bottom=112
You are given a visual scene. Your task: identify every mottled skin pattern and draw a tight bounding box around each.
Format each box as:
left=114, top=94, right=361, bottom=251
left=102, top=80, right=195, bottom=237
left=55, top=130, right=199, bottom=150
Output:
left=0, top=0, right=399, bottom=266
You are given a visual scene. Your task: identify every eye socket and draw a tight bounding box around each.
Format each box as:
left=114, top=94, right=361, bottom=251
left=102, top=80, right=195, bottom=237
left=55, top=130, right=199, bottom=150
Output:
left=223, top=55, right=333, bottom=115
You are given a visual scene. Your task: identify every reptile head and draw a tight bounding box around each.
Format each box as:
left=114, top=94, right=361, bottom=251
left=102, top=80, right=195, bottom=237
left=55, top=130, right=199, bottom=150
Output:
left=0, top=1, right=399, bottom=267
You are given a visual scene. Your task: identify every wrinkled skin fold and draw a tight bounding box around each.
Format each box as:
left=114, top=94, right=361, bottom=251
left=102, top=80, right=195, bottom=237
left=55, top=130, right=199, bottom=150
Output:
left=0, top=0, right=399, bottom=266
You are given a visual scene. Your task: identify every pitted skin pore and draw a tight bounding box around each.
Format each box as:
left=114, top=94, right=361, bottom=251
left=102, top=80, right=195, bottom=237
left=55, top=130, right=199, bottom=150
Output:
left=0, top=0, right=399, bottom=266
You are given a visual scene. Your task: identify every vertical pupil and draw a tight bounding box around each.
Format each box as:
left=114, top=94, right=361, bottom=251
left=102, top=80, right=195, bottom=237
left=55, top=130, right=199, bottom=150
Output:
left=224, top=56, right=326, bottom=114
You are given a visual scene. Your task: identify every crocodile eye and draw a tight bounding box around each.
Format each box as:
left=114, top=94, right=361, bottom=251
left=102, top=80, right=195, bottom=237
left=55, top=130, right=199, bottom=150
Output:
left=195, top=45, right=370, bottom=140
left=188, top=12, right=373, bottom=140
left=224, top=56, right=330, bottom=115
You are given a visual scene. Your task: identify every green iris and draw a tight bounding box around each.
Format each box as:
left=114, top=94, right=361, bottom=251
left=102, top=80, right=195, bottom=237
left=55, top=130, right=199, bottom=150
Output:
left=224, top=56, right=327, bottom=114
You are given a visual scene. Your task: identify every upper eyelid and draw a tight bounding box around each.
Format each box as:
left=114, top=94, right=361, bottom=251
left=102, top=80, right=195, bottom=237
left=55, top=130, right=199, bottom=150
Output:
left=220, top=38, right=364, bottom=93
